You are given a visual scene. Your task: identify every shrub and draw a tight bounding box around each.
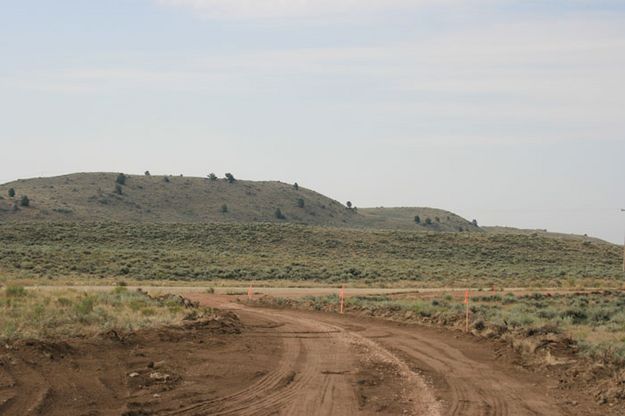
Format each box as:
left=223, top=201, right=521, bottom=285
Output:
left=208, top=173, right=218, bottom=181
left=19, top=195, right=30, bottom=207
left=472, top=219, right=479, bottom=227
left=560, top=308, right=588, bottom=324
left=116, top=173, right=127, bottom=185
left=5, top=286, right=26, bottom=297
left=220, top=204, right=228, bottom=213
left=293, top=182, right=299, bottom=190
left=144, top=170, right=150, bottom=176
left=297, top=198, right=305, bottom=208
left=425, top=218, right=433, bottom=225
left=74, top=297, right=95, bottom=316
left=114, top=184, right=123, bottom=195
left=346, top=201, right=352, bottom=209
left=435, top=216, right=440, bottom=222
left=414, top=215, right=421, bottom=224
left=275, top=208, right=286, bottom=220
left=8, top=188, right=15, bottom=198
left=163, top=176, right=170, bottom=183
left=225, top=173, right=236, bottom=183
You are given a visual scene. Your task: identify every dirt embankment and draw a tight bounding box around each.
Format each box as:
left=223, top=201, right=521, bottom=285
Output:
left=0, top=311, right=252, bottom=416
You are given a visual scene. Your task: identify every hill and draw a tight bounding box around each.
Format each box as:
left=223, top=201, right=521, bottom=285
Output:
left=0, top=173, right=355, bottom=225
left=0, top=173, right=479, bottom=232
left=355, top=207, right=480, bottom=232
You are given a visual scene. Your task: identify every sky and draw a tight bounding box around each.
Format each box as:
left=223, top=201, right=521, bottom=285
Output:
left=1, top=0, right=624, bottom=243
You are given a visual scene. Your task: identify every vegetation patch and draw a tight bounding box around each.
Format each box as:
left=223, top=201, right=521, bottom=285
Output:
left=0, top=286, right=202, bottom=342
left=0, top=222, right=622, bottom=287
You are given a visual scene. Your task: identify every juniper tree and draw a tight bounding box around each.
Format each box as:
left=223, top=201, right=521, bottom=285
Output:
left=274, top=208, right=286, bottom=219
left=116, top=173, right=127, bottom=185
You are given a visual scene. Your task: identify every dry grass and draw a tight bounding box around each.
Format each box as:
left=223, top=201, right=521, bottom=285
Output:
left=0, top=286, right=194, bottom=342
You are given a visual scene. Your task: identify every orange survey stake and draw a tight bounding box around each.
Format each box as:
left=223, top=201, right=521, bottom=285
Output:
left=339, top=285, right=345, bottom=314
left=464, top=289, right=469, bottom=332
left=248, top=285, right=253, bottom=301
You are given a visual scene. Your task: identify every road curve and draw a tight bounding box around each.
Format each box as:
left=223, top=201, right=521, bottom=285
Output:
left=194, top=294, right=569, bottom=416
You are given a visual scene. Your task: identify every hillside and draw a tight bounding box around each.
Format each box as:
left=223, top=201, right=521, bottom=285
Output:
left=0, top=173, right=479, bottom=232
left=356, top=207, right=481, bottom=232
left=0, top=173, right=355, bottom=226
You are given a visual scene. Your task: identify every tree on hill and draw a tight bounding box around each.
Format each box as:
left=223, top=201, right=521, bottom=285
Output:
left=220, top=204, right=228, bottom=213
left=208, top=173, right=218, bottom=181
left=116, top=173, right=127, bottom=185
left=472, top=219, right=479, bottom=227
left=225, top=173, right=236, bottom=183
left=293, top=182, right=299, bottom=190
left=414, top=215, right=421, bottom=224
left=163, top=176, right=170, bottom=183
left=19, top=195, right=29, bottom=207
left=274, top=208, right=286, bottom=220
left=144, top=171, right=150, bottom=176
left=296, top=198, right=305, bottom=208
left=425, top=218, right=433, bottom=225
left=346, top=201, right=352, bottom=209
left=8, top=188, right=15, bottom=198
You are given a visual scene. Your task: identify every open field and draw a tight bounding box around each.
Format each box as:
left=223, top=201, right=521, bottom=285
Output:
left=1, top=222, right=622, bottom=287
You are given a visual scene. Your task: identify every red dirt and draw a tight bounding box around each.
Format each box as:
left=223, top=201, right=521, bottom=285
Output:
left=0, top=293, right=617, bottom=415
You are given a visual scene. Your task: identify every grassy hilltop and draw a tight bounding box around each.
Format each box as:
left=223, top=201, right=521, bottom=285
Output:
left=0, top=172, right=478, bottom=232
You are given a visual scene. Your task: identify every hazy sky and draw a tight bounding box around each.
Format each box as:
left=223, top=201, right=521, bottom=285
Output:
left=1, top=0, right=624, bottom=243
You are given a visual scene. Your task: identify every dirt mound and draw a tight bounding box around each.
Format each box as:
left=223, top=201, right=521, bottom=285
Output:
left=0, top=310, right=250, bottom=416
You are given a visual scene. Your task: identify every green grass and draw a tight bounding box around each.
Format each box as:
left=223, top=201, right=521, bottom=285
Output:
left=0, top=222, right=622, bottom=287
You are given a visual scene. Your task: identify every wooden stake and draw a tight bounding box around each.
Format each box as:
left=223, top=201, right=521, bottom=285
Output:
left=464, top=289, right=469, bottom=333
left=339, top=285, right=345, bottom=314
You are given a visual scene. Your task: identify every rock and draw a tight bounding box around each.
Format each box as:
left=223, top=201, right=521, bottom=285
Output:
left=128, top=372, right=140, bottom=378
left=149, top=372, right=170, bottom=382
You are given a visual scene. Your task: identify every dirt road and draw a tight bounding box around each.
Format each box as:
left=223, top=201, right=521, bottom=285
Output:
left=0, top=293, right=602, bottom=415
left=188, top=295, right=584, bottom=416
